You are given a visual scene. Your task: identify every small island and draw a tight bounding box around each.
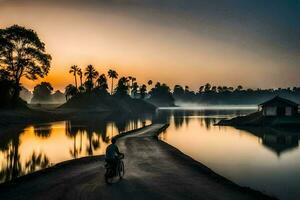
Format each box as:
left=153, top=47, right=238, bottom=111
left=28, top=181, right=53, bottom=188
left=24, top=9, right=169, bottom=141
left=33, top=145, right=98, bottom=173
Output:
left=217, top=96, right=300, bottom=127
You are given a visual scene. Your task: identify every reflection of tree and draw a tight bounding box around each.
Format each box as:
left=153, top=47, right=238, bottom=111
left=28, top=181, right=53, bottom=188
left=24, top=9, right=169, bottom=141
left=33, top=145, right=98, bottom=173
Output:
left=173, top=113, right=184, bottom=129
left=115, top=120, right=127, bottom=133
left=153, top=110, right=171, bottom=124
left=65, top=121, right=81, bottom=159
left=184, top=115, right=190, bottom=126
left=25, top=152, right=50, bottom=173
left=0, top=127, right=52, bottom=183
left=33, top=124, right=52, bottom=138
left=86, top=128, right=94, bottom=156
left=0, top=129, right=23, bottom=183
left=204, top=118, right=212, bottom=130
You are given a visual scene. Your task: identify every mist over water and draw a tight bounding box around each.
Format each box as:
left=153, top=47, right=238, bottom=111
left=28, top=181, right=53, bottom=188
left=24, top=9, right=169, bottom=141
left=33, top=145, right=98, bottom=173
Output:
left=161, top=103, right=258, bottom=110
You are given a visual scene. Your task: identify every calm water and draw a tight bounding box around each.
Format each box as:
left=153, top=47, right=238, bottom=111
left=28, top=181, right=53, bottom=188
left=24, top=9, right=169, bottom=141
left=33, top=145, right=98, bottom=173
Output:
left=1, top=108, right=300, bottom=200
left=0, top=117, right=151, bottom=183
left=158, top=108, right=300, bottom=200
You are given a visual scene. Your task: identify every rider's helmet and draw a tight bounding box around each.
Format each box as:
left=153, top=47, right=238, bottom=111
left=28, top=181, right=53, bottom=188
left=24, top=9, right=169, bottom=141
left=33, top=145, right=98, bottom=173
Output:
left=111, top=138, right=116, bottom=144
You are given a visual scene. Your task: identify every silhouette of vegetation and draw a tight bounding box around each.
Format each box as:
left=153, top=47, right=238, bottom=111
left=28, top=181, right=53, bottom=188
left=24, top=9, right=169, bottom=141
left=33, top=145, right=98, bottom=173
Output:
left=33, top=123, right=52, bottom=138
left=0, top=70, right=15, bottom=108
left=148, top=82, right=175, bottom=106
left=108, top=69, right=118, bottom=95
left=69, top=65, right=79, bottom=88
left=0, top=25, right=51, bottom=107
left=25, top=152, right=50, bottom=173
left=140, top=84, right=147, bottom=99
left=95, top=74, right=109, bottom=95
left=65, top=84, right=78, bottom=101
left=115, top=77, right=129, bottom=97
left=172, top=83, right=300, bottom=105
left=31, top=82, right=53, bottom=103
left=84, top=65, right=98, bottom=93
left=128, top=76, right=136, bottom=96
left=131, top=82, right=139, bottom=98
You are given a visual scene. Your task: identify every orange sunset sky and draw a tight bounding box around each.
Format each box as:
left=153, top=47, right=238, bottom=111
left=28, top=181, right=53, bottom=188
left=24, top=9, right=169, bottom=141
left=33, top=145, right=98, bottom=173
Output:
left=1, top=0, right=299, bottom=91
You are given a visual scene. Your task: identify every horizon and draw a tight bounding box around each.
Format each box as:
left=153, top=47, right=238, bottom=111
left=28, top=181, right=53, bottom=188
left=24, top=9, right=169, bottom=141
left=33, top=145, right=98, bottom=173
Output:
left=1, top=0, right=300, bottom=91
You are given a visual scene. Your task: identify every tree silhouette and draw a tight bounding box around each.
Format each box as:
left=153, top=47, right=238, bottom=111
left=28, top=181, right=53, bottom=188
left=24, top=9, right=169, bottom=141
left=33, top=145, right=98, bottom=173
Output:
left=69, top=65, right=79, bottom=88
left=185, top=86, right=189, bottom=93
left=236, top=85, right=243, bottom=91
left=115, top=77, right=129, bottom=97
left=65, top=84, right=77, bottom=101
left=108, top=69, right=118, bottom=95
left=204, top=83, right=211, bottom=93
left=0, top=25, right=51, bottom=104
left=128, top=76, right=136, bottom=95
left=148, top=82, right=174, bottom=106
left=140, top=84, right=147, bottom=99
left=96, top=74, right=108, bottom=93
left=0, top=70, right=14, bottom=107
left=131, top=82, right=139, bottom=98
left=84, top=65, right=98, bottom=92
left=77, top=68, right=83, bottom=87
left=173, top=85, right=184, bottom=99
left=31, top=82, right=53, bottom=103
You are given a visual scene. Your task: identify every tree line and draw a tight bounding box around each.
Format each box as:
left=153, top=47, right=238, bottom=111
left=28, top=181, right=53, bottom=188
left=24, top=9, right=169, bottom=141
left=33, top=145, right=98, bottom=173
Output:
left=173, top=84, right=300, bottom=105
left=64, top=64, right=163, bottom=101
left=1, top=25, right=300, bottom=108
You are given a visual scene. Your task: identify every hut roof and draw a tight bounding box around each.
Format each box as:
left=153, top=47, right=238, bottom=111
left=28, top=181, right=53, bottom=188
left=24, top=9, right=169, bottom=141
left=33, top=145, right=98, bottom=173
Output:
left=259, top=96, right=298, bottom=107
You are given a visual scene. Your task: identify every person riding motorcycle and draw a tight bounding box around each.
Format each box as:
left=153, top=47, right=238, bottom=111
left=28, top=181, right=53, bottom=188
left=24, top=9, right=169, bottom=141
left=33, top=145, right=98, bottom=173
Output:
left=105, top=138, right=124, bottom=172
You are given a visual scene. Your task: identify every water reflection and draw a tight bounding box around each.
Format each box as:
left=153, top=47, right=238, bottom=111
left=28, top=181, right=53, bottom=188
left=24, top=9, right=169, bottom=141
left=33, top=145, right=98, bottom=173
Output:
left=0, top=117, right=151, bottom=183
left=1, top=108, right=300, bottom=200
left=158, top=109, right=300, bottom=200
left=238, top=127, right=300, bottom=157
left=33, top=124, right=52, bottom=138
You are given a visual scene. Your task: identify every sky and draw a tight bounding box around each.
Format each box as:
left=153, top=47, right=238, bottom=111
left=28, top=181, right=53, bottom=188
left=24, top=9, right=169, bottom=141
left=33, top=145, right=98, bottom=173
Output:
left=0, top=0, right=299, bottom=91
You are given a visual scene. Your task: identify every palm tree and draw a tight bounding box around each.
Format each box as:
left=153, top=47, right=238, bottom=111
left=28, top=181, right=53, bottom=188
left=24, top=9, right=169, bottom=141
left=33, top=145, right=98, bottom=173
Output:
left=84, top=65, right=99, bottom=92
left=69, top=65, right=79, bottom=88
left=84, top=65, right=99, bottom=82
left=128, top=76, right=136, bottom=96
left=131, top=82, right=139, bottom=98
left=65, top=84, right=78, bottom=101
left=77, top=68, right=83, bottom=87
left=108, top=69, right=118, bottom=95
left=96, top=74, right=108, bottom=92
left=140, top=84, right=147, bottom=99
left=115, top=77, right=129, bottom=96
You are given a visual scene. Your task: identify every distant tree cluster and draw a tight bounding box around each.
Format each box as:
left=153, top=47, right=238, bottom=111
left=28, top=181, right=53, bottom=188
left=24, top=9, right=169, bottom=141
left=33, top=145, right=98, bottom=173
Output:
left=172, top=83, right=300, bottom=105
left=29, top=82, right=65, bottom=104
left=65, top=65, right=159, bottom=101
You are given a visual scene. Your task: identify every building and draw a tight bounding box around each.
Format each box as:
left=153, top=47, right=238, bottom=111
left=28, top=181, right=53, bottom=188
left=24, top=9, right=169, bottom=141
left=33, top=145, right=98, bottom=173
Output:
left=259, top=96, right=299, bottom=116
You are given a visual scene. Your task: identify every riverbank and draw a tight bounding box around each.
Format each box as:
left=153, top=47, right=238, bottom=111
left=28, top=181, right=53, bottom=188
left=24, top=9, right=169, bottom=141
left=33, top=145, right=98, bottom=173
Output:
left=217, top=111, right=300, bottom=127
left=0, top=124, right=277, bottom=200
left=0, top=105, right=151, bottom=131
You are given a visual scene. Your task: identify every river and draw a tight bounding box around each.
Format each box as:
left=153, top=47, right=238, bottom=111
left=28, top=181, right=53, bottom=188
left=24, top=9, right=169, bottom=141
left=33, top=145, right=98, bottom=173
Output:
left=1, top=107, right=300, bottom=200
